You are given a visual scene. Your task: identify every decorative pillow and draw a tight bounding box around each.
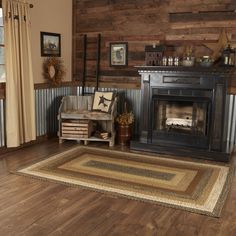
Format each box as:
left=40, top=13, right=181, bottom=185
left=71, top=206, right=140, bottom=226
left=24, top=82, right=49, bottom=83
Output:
left=92, top=91, right=114, bottom=113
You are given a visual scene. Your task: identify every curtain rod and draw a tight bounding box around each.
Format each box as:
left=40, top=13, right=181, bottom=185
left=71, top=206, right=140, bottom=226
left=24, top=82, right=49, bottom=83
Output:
left=11, top=1, right=34, bottom=8
left=6, top=1, right=34, bottom=8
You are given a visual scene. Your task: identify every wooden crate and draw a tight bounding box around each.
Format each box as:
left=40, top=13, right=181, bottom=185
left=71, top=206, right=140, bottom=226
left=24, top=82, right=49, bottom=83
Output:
left=61, top=120, right=93, bottom=138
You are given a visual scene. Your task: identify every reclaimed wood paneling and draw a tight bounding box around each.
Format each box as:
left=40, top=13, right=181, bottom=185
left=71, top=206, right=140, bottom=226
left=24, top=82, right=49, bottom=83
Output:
left=73, top=0, right=236, bottom=90
left=169, top=11, right=236, bottom=23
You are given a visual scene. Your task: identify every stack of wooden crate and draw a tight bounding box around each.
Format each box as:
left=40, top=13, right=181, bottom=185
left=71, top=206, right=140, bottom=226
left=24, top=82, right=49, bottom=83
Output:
left=61, top=120, right=93, bottom=139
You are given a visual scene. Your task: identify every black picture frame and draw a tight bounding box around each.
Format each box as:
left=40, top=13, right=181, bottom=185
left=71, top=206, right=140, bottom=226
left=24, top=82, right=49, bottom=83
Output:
left=109, top=42, right=128, bottom=67
left=40, top=32, right=61, bottom=57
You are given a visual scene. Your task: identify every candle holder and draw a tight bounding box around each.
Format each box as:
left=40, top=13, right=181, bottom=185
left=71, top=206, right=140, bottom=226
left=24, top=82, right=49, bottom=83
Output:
left=222, top=44, right=235, bottom=66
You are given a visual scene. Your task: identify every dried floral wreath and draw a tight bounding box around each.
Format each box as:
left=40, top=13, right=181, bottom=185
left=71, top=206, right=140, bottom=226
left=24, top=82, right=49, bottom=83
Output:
left=43, top=57, right=66, bottom=85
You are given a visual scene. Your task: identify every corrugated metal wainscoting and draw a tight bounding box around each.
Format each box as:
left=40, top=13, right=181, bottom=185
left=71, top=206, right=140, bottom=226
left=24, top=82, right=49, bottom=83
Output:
left=1, top=87, right=236, bottom=148
left=35, top=87, right=73, bottom=136
left=227, top=95, right=236, bottom=145
left=35, top=86, right=141, bottom=138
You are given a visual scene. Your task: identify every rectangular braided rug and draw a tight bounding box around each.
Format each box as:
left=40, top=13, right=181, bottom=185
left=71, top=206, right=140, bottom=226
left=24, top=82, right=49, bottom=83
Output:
left=16, top=146, right=234, bottom=217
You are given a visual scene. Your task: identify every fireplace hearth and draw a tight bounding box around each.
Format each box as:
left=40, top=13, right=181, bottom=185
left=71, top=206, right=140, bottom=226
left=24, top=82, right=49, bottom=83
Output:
left=131, top=66, right=234, bottom=162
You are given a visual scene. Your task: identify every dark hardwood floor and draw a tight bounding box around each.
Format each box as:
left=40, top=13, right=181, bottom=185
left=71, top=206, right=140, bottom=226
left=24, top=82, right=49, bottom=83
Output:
left=0, top=139, right=236, bottom=236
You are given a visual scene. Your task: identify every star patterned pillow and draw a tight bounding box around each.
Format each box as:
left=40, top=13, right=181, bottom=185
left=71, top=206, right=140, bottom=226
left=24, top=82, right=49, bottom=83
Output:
left=92, top=91, right=114, bottom=113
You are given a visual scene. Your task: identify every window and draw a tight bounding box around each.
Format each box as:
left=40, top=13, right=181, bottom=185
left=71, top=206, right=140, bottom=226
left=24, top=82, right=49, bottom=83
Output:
left=0, top=7, right=5, bottom=82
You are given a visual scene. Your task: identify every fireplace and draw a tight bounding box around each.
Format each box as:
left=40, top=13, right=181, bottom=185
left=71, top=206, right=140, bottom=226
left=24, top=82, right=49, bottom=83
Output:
left=131, top=66, right=233, bottom=162
left=151, top=92, right=211, bottom=148
left=155, top=99, right=208, bottom=135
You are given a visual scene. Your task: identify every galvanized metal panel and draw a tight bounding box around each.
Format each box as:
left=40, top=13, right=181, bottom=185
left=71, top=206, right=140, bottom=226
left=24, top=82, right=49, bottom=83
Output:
left=35, top=86, right=73, bottom=137
left=1, top=86, right=142, bottom=145
left=227, top=95, right=236, bottom=145
left=0, top=86, right=233, bottom=147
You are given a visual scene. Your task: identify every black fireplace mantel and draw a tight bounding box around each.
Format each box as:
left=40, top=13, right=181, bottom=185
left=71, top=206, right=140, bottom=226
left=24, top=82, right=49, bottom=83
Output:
left=131, top=66, right=234, bottom=162
left=135, top=65, right=234, bottom=74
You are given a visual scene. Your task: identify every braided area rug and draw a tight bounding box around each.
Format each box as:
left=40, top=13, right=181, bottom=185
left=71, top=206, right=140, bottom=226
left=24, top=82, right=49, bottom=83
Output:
left=16, top=146, right=234, bottom=217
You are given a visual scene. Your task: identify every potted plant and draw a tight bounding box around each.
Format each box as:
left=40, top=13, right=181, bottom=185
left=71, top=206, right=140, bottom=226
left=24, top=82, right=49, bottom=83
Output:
left=116, top=104, right=134, bottom=146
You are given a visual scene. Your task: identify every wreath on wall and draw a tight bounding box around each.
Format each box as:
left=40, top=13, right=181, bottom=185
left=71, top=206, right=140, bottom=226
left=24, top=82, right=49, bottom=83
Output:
left=43, top=57, right=66, bottom=85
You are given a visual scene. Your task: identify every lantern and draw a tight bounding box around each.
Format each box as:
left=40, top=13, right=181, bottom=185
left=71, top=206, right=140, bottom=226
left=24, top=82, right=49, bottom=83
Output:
left=222, top=44, right=235, bottom=66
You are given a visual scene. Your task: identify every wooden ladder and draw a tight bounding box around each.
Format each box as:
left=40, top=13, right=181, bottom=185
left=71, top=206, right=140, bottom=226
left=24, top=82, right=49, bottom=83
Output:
left=82, top=34, right=101, bottom=95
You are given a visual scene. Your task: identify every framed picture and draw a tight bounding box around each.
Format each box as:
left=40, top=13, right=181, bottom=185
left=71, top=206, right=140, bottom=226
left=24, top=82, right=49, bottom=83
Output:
left=110, top=42, right=128, bottom=66
left=40, top=32, right=61, bottom=57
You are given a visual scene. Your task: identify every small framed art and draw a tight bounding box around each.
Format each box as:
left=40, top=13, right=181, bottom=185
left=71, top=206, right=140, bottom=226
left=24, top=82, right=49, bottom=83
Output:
left=41, top=32, right=61, bottom=57
left=110, top=42, right=128, bottom=66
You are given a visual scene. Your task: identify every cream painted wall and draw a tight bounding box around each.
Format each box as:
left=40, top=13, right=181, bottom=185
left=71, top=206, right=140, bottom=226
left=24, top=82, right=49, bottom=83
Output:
left=29, top=0, right=72, bottom=83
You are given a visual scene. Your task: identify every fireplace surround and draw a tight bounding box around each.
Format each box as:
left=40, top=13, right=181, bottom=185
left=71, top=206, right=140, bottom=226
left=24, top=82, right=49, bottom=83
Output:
left=131, top=66, right=234, bottom=162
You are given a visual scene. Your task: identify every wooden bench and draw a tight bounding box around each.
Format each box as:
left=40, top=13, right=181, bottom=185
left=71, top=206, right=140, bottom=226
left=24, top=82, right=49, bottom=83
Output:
left=57, top=95, right=117, bottom=146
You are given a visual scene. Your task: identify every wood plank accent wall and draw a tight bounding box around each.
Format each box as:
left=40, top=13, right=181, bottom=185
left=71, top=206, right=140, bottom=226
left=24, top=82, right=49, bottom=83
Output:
left=72, top=0, right=236, bottom=89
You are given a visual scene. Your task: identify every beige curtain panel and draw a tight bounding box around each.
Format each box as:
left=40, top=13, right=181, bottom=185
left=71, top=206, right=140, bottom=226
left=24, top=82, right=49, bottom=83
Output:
left=3, top=0, right=36, bottom=147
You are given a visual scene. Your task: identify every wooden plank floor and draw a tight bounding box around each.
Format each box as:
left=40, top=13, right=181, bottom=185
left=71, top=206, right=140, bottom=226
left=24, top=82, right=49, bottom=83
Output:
left=0, top=139, right=236, bottom=236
